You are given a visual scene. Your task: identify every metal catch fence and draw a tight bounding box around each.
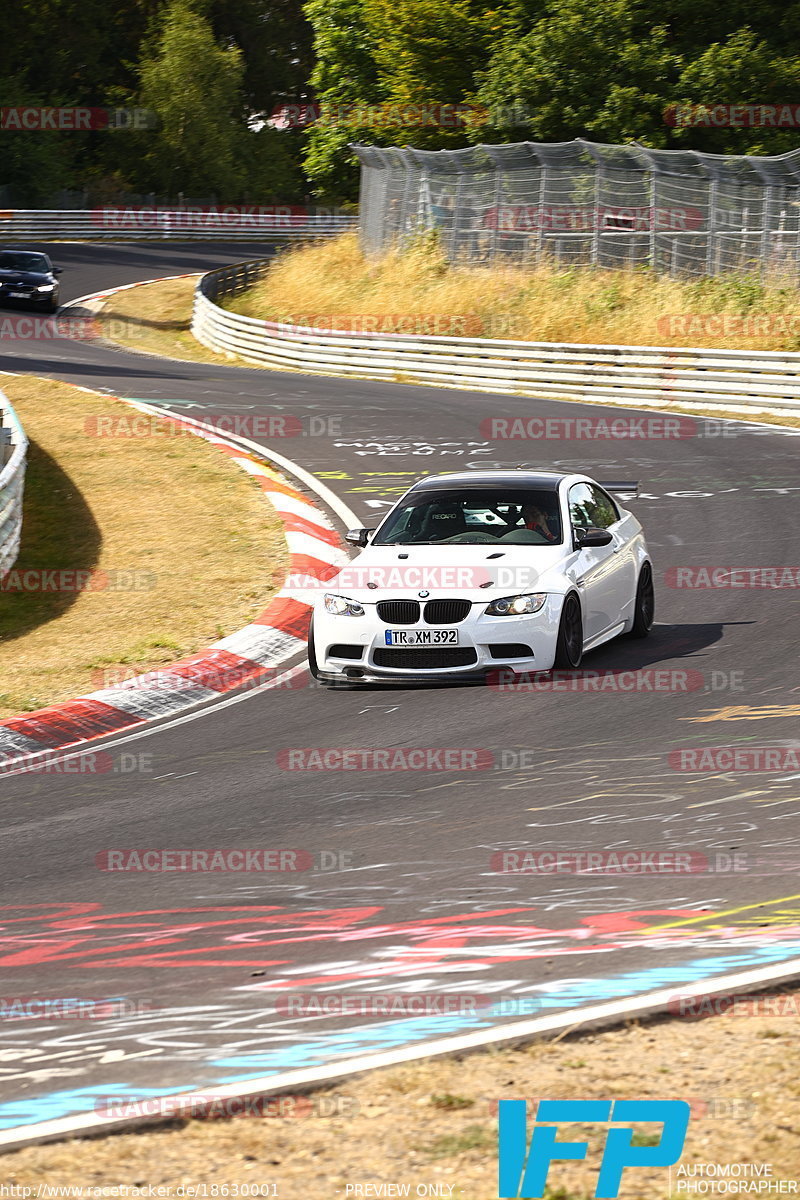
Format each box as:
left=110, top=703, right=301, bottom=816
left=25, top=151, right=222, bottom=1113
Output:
left=353, top=141, right=800, bottom=276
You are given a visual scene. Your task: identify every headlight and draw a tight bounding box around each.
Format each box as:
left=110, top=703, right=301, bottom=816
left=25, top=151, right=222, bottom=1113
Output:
left=324, top=593, right=365, bottom=616
left=485, top=592, right=547, bottom=616
left=36, top=284, right=55, bottom=292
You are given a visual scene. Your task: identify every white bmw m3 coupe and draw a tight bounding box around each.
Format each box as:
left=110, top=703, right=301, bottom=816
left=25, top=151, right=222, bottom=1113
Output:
left=308, top=469, right=654, bottom=684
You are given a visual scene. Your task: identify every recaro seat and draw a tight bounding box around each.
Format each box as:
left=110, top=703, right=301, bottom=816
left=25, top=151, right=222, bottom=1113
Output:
left=416, top=501, right=468, bottom=541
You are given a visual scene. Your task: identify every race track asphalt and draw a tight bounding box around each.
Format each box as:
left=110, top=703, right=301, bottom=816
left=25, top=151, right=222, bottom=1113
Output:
left=1, top=243, right=799, bottom=1131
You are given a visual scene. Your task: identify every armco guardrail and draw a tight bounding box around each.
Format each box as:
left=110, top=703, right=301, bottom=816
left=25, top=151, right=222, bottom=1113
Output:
left=0, top=389, right=28, bottom=581
left=0, top=209, right=357, bottom=241
left=192, top=259, right=800, bottom=414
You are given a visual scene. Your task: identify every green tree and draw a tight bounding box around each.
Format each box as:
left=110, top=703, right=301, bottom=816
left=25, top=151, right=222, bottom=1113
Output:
left=476, top=0, right=678, bottom=145
left=302, top=0, right=382, bottom=199
left=363, top=0, right=501, bottom=135
left=138, top=0, right=246, bottom=196
left=303, top=0, right=502, bottom=198
left=673, top=29, right=800, bottom=154
left=475, top=0, right=800, bottom=152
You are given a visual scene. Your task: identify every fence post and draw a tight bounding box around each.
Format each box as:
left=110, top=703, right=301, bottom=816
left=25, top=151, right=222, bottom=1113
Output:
left=448, top=168, right=464, bottom=260
left=591, top=159, right=601, bottom=267
left=490, top=169, right=503, bottom=261
left=649, top=168, right=657, bottom=271
left=399, top=151, right=415, bottom=240
left=759, top=187, right=772, bottom=276
left=536, top=158, right=546, bottom=268
left=705, top=177, right=717, bottom=276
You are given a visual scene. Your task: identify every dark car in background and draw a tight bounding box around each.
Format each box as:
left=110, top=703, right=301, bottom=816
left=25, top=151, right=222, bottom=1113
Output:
left=0, top=249, right=62, bottom=313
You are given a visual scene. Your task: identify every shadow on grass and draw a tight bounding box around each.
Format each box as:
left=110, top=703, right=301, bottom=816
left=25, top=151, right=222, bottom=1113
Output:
left=98, top=311, right=188, bottom=333
left=0, top=439, right=102, bottom=641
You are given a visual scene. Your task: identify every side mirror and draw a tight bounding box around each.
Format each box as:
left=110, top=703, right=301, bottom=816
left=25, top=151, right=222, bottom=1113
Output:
left=345, top=527, right=374, bottom=547
left=576, top=527, right=613, bottom=548
left=53, top=267, right=63, bottom=276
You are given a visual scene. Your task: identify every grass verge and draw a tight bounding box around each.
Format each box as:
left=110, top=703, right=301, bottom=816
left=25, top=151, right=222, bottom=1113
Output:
left=227, top=232, right=800, bottom=353
left=3, top=991, right=799, bottom=1197
left=0, top=375, right=288, bottom=719
left=92, top=275, right=234, bottom=365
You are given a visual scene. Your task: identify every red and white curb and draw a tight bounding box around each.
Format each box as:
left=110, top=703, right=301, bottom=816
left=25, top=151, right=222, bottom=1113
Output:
left=0, top=385, right=352, bottom=766
left=68, top=272, right=201, bottom=308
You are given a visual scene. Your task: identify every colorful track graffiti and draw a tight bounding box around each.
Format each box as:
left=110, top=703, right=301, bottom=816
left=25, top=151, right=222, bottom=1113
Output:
left=2, top=899, right=800, bottom=1128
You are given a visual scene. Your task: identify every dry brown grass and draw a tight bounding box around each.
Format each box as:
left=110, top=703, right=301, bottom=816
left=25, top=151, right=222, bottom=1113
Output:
left=0, top=375, right=288, bottom=719
left=4, top=997, right=799, bottom=1198
left=227, top=232, right=800, bottom=353
left=94, top=275, right=235, bottom=364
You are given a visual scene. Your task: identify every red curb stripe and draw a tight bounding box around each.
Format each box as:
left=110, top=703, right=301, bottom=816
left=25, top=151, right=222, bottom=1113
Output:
left=281, top=514, right=341, bottom=545
left=2, top=700, right=143, bottom=748
left=252, top=596, right=312, bottom=636
left=161, top=648, right=272, bottom=693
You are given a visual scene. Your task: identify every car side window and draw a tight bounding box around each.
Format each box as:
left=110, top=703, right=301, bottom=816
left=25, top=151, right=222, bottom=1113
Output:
left=569, top=483, right=619, bottom=534
left=588, top=485, right=619, bottom=528
left=568, top=483, right=594, bottom=533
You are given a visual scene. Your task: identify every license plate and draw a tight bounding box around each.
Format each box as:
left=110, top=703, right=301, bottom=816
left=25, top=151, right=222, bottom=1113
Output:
left=9, top=292, right=29, bottom=298
left=385, top=629, right=458, bottom=646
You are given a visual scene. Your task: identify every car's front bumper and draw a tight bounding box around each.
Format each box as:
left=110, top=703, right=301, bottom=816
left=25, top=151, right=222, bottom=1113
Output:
left=313, top=594, right=565, bottom=682
left=0, top=288, right=58, bottom=308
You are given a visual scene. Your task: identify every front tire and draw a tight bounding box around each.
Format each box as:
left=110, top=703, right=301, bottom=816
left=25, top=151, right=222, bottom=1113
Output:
left=307, top=615, right=322, bottom=680
left=553, top=593, right=583, bottom=669
left=629, top=562, right=655, bottom=638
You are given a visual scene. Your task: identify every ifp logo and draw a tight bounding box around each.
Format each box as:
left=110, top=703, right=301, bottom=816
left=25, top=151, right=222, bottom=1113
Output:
left=498, top=1099, right=690, bottom=1197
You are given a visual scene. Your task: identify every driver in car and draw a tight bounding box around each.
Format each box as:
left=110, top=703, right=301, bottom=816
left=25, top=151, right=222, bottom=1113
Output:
left=520, top=502, right=558, bottom=542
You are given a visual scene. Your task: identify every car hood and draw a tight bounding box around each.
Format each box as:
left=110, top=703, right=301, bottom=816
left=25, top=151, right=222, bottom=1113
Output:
left=0, top=269, right=51, bottom=284
left=324, top=542, right=571, bottom=601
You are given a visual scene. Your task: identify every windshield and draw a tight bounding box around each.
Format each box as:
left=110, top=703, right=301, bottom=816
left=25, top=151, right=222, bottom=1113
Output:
left=0, top=252, right=50, bottom=273
left=373, top=489, right=563, bottom=545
